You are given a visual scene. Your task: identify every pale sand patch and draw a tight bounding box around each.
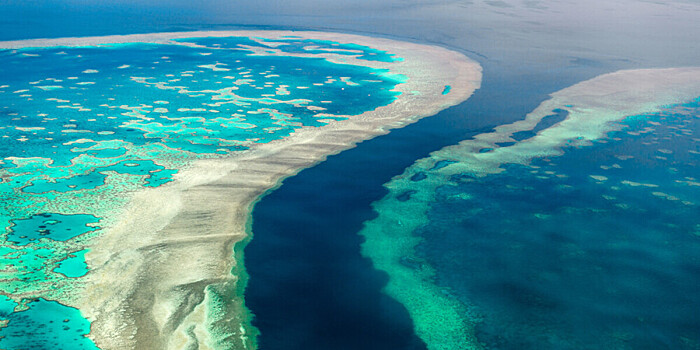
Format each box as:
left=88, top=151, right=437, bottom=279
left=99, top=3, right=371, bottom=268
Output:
left=651, top=191, right=681, bottom=201
left=0, top=31, right=482, bottom=349
left=621, top=180, right=659, bottom=188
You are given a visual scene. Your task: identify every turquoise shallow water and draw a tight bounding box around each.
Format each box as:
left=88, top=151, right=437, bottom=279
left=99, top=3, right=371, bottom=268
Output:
left=54, top=249, right=89, bottom=278
left=0, top=35, right=404, bottom=347
left=7, top=213, right=100, bottom=245
left=388, top=99, right=700, bottom=349
left=0, top=298, right=98, bottom=350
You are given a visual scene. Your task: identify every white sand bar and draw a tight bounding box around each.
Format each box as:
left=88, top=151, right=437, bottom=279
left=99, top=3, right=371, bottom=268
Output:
left=0, top=31, right=482, bottom=349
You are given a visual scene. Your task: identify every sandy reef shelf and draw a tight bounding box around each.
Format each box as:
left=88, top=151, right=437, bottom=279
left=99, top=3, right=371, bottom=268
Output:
left=0, top=31, right=482, bottom=349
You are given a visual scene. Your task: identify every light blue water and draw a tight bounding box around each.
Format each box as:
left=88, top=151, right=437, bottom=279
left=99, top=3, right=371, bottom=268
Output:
left=1, top=41, right=401, bottom=169
left=54, top=249, right=89, bottom=278
left=0, top=295, right=16, bottom=316
left=7, top=213, right=100, bottom=245
left=0, top=35, right=404, bottom=347
left=0, top=298, right=99, bottom=350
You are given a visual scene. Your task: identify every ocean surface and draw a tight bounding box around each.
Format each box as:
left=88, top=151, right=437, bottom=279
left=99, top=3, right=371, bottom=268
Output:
left=245, top=62, right=610, bottom=349
left=2, top=1, right=700, bottom=348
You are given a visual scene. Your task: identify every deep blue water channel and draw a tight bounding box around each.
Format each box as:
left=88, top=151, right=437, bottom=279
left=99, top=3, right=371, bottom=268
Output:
left=245, top=55, right=611, bottom=348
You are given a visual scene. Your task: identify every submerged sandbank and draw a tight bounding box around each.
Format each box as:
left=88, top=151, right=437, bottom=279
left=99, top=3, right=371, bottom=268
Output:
left=0, top=31, right=481, bottom=349
left=359, top=67, right=700, bottom=350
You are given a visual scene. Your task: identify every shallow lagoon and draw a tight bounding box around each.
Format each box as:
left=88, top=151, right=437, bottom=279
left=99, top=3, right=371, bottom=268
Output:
left=0, top=35, right=405, bottom=347
left=0, top=298, right=98, bottom=350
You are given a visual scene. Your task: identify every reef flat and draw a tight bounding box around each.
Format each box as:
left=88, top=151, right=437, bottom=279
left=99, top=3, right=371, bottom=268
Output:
left=360, top=67, right=700, bottom=350
left=0, top=31, right=481, bottom=349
